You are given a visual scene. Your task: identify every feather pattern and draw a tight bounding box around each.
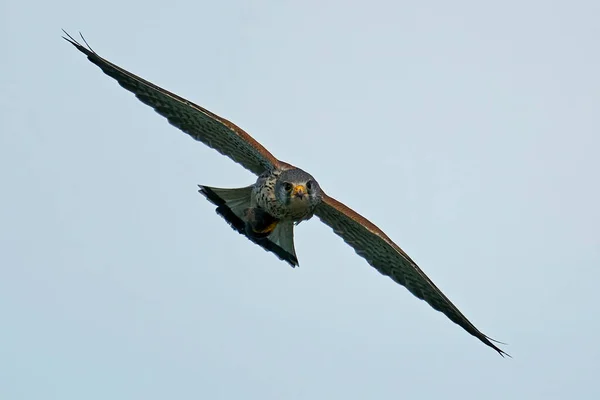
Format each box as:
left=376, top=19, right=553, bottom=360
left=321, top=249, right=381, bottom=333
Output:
left=62, top=31, right=279, bottom=176
left=315, top=193, right=508, bottom=356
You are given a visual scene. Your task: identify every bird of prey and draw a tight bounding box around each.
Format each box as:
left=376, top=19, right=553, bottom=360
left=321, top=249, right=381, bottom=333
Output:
left=63, top=31, right=508, bottom=357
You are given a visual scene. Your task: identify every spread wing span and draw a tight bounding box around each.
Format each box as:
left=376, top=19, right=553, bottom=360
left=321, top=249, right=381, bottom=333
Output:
left=62, top=31, right=280, bottom=176
left=315, top=192, right=508, bottom=357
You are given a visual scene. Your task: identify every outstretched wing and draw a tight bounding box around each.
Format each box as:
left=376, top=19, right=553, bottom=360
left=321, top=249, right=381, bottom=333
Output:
left=315, top=192, right=508, bottom=356
left=63, top=31, right=280, bottom=176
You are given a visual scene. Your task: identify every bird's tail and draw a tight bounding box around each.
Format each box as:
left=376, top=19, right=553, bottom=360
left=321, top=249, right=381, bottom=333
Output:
left=198, top=185, right=298, bottom=267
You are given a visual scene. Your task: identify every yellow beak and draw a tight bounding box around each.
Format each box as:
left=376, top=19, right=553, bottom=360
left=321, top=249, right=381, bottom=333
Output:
left=292, top=184, right=306, bottom=198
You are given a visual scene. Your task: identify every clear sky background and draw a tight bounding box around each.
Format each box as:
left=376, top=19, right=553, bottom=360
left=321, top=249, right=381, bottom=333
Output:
left=2, top=1, right=599, bottom=399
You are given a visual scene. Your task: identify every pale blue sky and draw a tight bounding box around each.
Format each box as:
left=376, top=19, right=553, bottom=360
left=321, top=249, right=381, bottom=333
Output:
left=2, top=1, right=600, bottom=399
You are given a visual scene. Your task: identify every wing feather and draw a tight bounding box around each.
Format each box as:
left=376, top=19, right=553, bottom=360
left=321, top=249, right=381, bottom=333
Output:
left=63, top=31, right=279, bottom=176
left=315, top=193, right=508, bottom=356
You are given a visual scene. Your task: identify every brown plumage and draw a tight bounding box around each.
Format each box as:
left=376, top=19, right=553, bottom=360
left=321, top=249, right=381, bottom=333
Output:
left=63, top=31, right=509, bottom=357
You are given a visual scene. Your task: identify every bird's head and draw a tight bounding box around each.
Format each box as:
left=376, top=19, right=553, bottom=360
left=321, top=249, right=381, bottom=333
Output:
left=275, top=168, right=322, bottom=208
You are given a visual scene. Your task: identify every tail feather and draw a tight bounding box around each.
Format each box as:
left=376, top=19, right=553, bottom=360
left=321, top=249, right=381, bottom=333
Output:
left=201, top=185, right=253, bottom=221
left=269, top=221, right=298, bottom=265
left=198, top=185, right=299, bottom=267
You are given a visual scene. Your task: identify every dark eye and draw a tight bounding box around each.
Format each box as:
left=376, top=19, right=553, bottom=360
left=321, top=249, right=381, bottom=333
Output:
left=306, top=180, right=314, bottom=191
left=283, top=182, right=293, bottom=192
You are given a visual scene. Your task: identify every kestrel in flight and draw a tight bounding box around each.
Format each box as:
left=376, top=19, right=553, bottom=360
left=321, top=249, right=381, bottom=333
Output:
left=63, top=31, right=508, bottom=356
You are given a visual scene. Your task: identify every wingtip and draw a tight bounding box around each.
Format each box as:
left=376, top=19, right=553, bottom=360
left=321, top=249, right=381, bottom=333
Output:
left=497, top=349, right=512, bottom=358
left=498, top=347, right=512, bottom=358
left=61, top=29, right=96, bottom=56
left=485, top=336, right=511, bottom=358
left=61, top=29, right=77, bottom=45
